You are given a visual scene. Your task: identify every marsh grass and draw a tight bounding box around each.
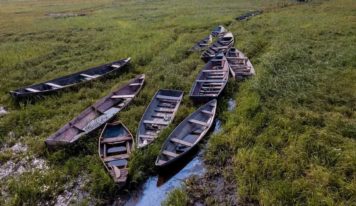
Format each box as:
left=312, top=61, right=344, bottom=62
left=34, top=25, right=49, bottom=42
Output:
left=0, top=0, right=354, bottom=205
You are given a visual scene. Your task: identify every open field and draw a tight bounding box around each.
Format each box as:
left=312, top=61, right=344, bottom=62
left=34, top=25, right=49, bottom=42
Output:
left=0, top=0, right=355, bottom=205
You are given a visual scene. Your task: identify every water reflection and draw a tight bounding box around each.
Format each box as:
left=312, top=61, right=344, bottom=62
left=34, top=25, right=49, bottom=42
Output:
left=124, top=119, right=223, bottom=206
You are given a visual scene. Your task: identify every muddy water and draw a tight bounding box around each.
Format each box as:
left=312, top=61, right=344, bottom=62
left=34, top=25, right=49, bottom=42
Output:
left=122, top=99, right=236, bottom=206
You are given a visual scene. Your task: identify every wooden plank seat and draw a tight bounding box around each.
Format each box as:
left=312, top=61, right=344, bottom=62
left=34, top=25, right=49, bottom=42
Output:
left=203, top=70, right=225, bottom=73
left=101, top=136, right=132, bottom=144
left=171, top=138, right=193, bottom=147
left=111, top=64, right=121, bottom=68
left=144, top=120, right=169, bottom=126
left=203, top=82, right=224, bottom=86
left=129, top=83, right=142, bottom=86
left=162, top=150, right=178, bottom=158
left=80, top=73, right=99, bottom=79
left=197, top=79, right=226, bottom=83
left=107, top=146, right=127, bottom=154
left=152, top=113, right=170, bottom=119
left=155, top=108, right=175, bottom=113
left=25, top=88, right=40, bottom=92
left=189, top=119, right=208, bottom=127
left=111, top=94, right=135, bottom=99
left=201, top=110, right=214, bottom=115
left=156, top=159, right=167, bottom=165
left=45, top=82, right=64, bottom=88
left=103, top=154, right=130, bottom=162
left=139, top=134, right=156, bottom=140
left=156, top=94, right=181, bottom=101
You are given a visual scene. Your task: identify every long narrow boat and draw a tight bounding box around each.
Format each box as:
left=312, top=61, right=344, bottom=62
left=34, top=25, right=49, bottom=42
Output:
left=226, top=47, right=255, bottom=79
left=201, top=32, right=234, bottom=62
left=211, top=25, right=227, bottom=37
left=190, top=53, right=229, bottom=103
left=155, top=99, right=217, bottom=168
left=136, top=89, right=183, bottom=149
left=45, top=74, right=145, bottom=147
left=189, top=35, right=213, bottom=52
left=99, top=121, right=133, bottom=186
left=10, top=58, right=131, bottom=99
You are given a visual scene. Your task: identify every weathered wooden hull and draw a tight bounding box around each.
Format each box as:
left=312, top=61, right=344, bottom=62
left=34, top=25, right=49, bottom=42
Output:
left=136, top=89, right=183, bottom=149
left=190, top=54, right=229, bottom=103
left=10, top=58, right=131, bottom=100
left=45, top=74, right=144, bottom=148
left=201, top=32, right=234, bottom=62
left=155, top=99, right=217, bottom=169
left=99, top=121, right=133, bottom=186
left=226, top=47, right=255, bottom=79
left=189, top=35, right=213, bottom=52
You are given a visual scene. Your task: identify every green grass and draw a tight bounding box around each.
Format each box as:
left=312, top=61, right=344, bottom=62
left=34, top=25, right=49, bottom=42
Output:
left=0, top=0, right=355, bottom=205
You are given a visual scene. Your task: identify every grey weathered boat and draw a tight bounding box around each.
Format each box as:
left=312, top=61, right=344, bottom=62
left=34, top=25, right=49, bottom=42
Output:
left=136, top=89, right=183, bottom=149
left=201, top=32, right=234, bottom=62
left=190, top=54, right=229, bottom=103
left=155, top=99, right=217, bottom=168
left=10, top=58, right=131, bottom=99
left=226, top=47, right=255, bottom=79
left=45, top=74, right=145, bottom=147
left=99, top=121, right=133, bottom=186
left=211, top=25, right=227, bottom=37
left=189, top=35, right=213, bottom=52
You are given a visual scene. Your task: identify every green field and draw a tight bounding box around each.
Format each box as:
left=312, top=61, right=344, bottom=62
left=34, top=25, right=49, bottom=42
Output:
left=0, top=0, right=355, bottom=205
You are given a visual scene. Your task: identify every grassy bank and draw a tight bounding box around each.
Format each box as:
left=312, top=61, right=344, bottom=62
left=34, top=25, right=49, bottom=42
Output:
left=174, top=0, right=355, bottom=205
left=0, top=0, right=354, bottom=205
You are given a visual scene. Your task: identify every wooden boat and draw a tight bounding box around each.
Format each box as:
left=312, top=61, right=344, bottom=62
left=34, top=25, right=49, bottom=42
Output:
left=226, top=47, right=255, bottom=79
left=189, top=35, right=213, bottom=52
left=136, top=89, right=183, bottom=148
left=201, top=32, right=234, bottom=62
left=155, top=99, right=217, bottom=168
left=211, top=25, right=227, bottom=37
left=190, top=53, right=229, bottom=103
left=10, top=58, right=131, bottom=99
left=45, top=74, right=145, bottom=147
left=99, top=121, right=133, bottom=186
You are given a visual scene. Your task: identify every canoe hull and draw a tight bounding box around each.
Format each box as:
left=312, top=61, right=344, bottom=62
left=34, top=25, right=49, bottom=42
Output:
left=10, top=58, right=131, bottom=101
left=45, top=74, right=145, bottom=148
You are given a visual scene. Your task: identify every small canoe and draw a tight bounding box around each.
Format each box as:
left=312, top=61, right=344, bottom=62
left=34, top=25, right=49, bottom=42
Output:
left=10, top=58, right=131, bottom=100
left=226, top=47, right=255, bottom=79
left=155, top=99, right=217, bottom=168
left=45, top=74, right=145, bottom=147
left=211, top=25, right=227, bottom=37
left=201, top=32, right=234, bottom=62
left=136, top=89, right=183, bottom=148
left=99, top=121, right=133, bottom=186
left=189, top=35, right=213, bottom=52
left=190, top=53, right=229, bottom=103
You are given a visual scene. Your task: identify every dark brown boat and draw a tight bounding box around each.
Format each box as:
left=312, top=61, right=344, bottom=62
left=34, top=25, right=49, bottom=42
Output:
left=190, top=54, right=229, bottom=103
left=189, top=35, right=213, bottom=52
left=10, top=58, right=131, bottom=99
left=226, top=47, right=255, bottom=79
left=99, top=121, right=133, bottom=186
left=136, top=89, right=183, bottom=149
left=201, top=32, right=234, bottom=62
left=45, top=74, right=145, bottom=147
left=155, top=99, right=217, bottom=168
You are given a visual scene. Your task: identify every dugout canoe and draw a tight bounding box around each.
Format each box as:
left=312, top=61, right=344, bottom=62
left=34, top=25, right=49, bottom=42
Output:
left=10, top=58, right=131, bottom=99
left=136, top=89, right=183, bottom=149
left=211, top=25, right=227, bottom=37
left=226, top=47, right=255, bottom=79
left=189, top=35, right=213, bottom=52
left=45, top=74, right=145, bottom=147
left=190, top=53, right=229, bottom=103
left=155, top=99, right=217, bottom=168
left=99, top=121, right=133, bottom=186
left=201, top=32, right=234, bottom=62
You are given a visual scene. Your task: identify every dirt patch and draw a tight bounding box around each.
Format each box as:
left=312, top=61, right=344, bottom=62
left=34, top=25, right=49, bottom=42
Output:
left=0, top=106, right=8, bottom=116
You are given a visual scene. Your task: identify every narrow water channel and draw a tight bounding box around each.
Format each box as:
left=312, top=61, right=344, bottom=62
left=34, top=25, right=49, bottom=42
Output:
left=122, top=98, right=235, bottom=206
